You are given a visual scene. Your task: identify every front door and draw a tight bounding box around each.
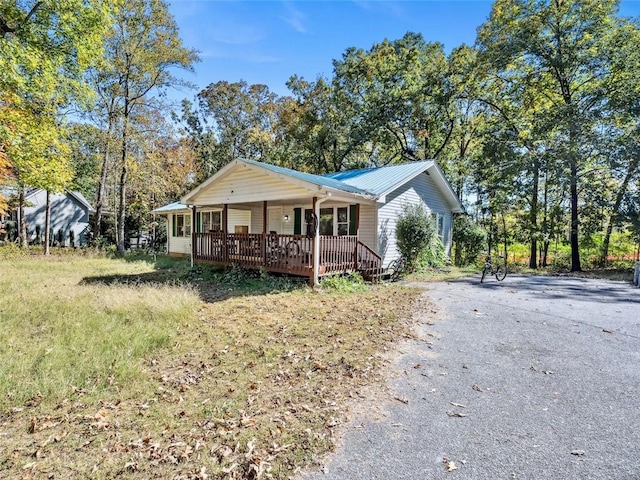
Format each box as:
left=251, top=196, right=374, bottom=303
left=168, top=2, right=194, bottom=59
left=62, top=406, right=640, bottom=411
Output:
left=268, top=206, right=282, bottom=233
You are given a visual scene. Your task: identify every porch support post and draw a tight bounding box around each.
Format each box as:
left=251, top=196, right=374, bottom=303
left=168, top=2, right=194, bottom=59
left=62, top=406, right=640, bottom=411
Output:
left=262, top=201, right=268, bottom=264
left=191, top=205, right=197, bottom=267
left=222, top=204, right=228, bottom=262
left=312, top=196, right=319, bottom=286
left=355, top=203, right=360, bottom=236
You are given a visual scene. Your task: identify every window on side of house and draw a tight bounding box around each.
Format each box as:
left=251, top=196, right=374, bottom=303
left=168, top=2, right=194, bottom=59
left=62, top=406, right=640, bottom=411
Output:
left=434, top=213, right=445, bottom=242
left=173, top=214, right=192, bottom=237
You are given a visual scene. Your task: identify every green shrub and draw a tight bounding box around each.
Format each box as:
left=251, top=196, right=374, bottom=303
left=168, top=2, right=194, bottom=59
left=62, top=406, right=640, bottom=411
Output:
left=0, top=243, right=30, bottom=259
left=321, top=272, right=366, bottom=293
left=417, top=236, right=448, bottom=270
left=396, top=203, right=436, bottom=272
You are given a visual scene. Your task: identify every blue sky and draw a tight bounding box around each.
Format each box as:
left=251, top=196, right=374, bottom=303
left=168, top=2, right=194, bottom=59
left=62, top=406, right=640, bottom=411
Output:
left=167, top=0, right=640, bottom=100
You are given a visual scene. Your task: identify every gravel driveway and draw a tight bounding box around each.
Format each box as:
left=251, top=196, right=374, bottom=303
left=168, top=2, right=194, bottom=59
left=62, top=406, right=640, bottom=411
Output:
left=303, top=275, right=640, bottom=480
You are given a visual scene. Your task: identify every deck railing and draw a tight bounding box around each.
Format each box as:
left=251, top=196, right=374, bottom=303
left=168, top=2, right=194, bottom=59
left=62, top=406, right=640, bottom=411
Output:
left=193, top=232, right=382, bottom=277
left=194, top=232, right=319, bottom=274
left=355, top=240, right=383, bottom=281
left=193, top=232, right=373, bottom=277
left=319, top=235, right=358, bottom=274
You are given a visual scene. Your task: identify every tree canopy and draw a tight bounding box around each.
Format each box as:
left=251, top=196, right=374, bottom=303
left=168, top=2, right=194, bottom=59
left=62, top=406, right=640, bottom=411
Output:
left=1, top=0, right=638, bottom=267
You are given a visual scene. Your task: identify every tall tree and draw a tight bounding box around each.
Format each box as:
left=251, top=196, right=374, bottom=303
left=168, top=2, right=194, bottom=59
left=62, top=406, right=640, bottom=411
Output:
left=332, top=32, right=453, bottom=165
left=0, top=1, right=107, bottom=246
left=598, top=20, right=640, bottom=264
left=95, top=0, right=198, bottom=254
left=477, top=0, right=630, bottom=271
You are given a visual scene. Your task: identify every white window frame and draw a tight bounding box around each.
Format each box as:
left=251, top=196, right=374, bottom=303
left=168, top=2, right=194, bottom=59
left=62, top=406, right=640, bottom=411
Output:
left=174, top=214, right=191, bottom=237
left=305, top=206, right=351, bottom=236
left=435, top=213, right=445, bottom=242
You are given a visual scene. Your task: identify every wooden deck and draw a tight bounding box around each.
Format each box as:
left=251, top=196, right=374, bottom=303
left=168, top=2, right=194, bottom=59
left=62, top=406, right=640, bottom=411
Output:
left=192, top=232, right=382, bottom=280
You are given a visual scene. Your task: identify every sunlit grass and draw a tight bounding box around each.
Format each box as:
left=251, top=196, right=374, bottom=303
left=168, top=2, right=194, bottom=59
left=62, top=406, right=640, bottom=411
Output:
left=0, top=254, right=423, bottom=479
left=0, top=256, right=199, bottom=408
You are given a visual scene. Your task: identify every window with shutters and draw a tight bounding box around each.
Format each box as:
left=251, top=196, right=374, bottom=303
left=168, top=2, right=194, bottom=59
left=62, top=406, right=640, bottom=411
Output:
left=302, top=206, right=354, bottom=236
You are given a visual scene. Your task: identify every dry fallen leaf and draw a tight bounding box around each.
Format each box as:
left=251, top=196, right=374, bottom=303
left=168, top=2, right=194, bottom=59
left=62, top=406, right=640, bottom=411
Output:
left=446, top=460, right=458, bottom=471
left=450, top=402, right=467, bottom=408
left=447, top=411, right=468, bottom=417
left=571, top=449, right=586, bottom=456
left=602, top=329, right=613, bottom=334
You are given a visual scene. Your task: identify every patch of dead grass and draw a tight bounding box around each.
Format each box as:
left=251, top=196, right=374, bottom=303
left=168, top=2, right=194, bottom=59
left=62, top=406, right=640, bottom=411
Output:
left=0, top=257, right=425, bottom=479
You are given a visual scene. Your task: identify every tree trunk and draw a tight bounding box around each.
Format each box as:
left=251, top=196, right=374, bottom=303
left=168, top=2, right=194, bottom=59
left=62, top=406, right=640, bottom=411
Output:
left=44, top=190, right=51, bottom=255
left=501, top=212, right=508, bottom=262
left=18, top=188, right=27, bottom=246
left=93, top=126, right=112, bottom=241
left=117, top=115, right=128, bottom=255
left=529, top=156, right=539, bottom=269
left=600, top=156, right=639, bottom=266
left=541, top=168, right=549, bottom=268
left=569, top=154, right=581, bottom=272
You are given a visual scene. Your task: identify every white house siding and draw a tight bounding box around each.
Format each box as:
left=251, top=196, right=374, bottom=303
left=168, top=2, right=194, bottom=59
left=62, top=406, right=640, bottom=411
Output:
left=167, top=211, right=192, bottom=256
left=191, top=167, right=312, bottom=205
left=247, top=204, right=296, bottom=234
left=358, top=203, right=377, bottom=252
left=24, top=190, right=91, bottom=246
left=377, top=172, right=454, bottom=267
left=227, top=209, right=252, bottom=233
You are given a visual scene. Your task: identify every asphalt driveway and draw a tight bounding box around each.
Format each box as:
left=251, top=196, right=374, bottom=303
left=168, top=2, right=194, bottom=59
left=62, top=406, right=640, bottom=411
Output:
left=303, top=275, right=640, bottom=480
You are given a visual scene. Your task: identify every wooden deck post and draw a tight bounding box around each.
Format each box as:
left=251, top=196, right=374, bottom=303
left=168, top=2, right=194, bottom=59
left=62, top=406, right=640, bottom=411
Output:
left=262, top=201, right=268, bottom=264
left=191, top=205, right=197, bottom=267
left=222, top=204, right=228, bottom=262
left=312, top=196, right=319, bottom=286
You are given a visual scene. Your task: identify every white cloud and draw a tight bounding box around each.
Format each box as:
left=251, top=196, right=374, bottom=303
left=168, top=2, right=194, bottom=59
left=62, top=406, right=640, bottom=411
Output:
left=280, top=0, right=307, bottom=33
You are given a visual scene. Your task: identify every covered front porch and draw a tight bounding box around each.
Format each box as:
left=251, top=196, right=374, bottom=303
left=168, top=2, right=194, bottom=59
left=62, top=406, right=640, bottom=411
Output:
left=192, top=231, right=381, bottom=280
left=187, top=198, right=382, bottom=284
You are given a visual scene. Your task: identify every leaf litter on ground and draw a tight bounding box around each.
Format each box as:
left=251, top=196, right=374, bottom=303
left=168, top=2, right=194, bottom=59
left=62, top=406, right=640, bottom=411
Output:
left=0, top=258, right=425, bottom=480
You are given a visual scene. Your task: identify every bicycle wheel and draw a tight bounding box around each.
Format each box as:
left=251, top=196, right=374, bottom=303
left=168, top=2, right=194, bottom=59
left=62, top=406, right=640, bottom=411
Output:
left=388, top=258, right=404, bottom=281
left=480, top=265, right=488, bottom=283
left=285, top=240, right=300, bottom=257
left=494, top=264, right=507, bottom=281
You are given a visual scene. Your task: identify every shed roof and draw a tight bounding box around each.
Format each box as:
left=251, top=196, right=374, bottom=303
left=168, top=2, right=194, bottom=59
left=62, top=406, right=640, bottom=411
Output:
left=0, top=187, right=95, bottom=213
left=151, top=201, right=189, bottom=214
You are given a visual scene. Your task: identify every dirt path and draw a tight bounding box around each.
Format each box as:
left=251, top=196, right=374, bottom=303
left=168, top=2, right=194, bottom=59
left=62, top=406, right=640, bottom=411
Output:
left=302, top=275, right=640, bottom=479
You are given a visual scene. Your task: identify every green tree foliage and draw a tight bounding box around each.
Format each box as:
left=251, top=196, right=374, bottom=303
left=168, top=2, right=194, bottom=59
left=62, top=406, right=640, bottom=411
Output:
left=0, top=0, right=109, bottom=245
left=284, top=75, right=366, bottom=173
left=453, top=214, right=487, bottom=266
left=333, top=32, right=453, bottom=165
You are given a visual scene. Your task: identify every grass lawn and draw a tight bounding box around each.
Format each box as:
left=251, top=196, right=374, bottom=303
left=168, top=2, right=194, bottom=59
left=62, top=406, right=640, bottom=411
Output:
left=0, top=254, right=424, bottom=479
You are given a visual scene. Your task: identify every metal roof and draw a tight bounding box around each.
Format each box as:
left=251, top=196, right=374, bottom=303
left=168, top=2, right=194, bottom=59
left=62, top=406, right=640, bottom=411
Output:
left=323, top=160, right=434, bottom=197
left=151, top=201, right=189, bottom=214
left=242, top=159, right=371, bottom=196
